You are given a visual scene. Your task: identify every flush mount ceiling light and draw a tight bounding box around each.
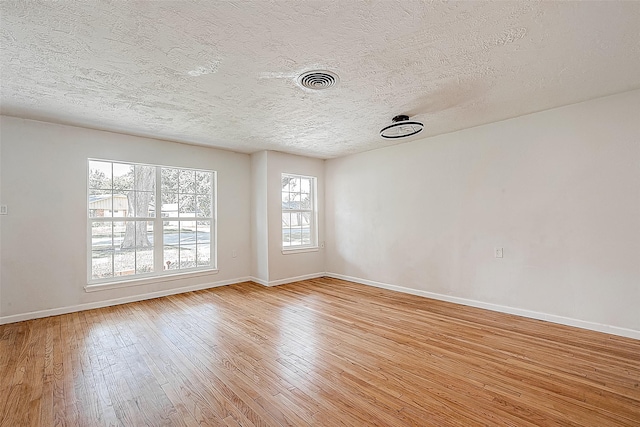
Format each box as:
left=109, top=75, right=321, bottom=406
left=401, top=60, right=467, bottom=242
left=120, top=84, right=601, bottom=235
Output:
left=297, top=70, right=339, bottom=90
left=380, top=115, right=424, bottom=139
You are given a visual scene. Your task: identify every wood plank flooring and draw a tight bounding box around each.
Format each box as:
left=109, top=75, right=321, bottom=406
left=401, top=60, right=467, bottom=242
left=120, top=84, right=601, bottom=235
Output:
left=1, top=277, right=639, bottom=426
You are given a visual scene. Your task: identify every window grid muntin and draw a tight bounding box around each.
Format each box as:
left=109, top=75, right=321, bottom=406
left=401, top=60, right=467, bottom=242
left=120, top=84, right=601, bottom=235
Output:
left=88, top=159, right=216, bottom=284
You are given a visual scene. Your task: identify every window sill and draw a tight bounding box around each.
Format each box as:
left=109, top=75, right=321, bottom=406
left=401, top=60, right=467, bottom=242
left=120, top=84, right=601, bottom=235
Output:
left=85, top=269, right=219, bottom=293
left=281, top=247, right=319, bottom=255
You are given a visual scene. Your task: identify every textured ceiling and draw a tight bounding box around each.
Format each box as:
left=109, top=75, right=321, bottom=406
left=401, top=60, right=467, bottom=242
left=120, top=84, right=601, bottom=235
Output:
left=1, top=1, right=639, bottom=159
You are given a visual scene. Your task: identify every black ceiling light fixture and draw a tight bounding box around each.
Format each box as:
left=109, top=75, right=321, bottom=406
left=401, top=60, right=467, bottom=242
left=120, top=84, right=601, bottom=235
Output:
left=380, top=115, right=424, bottom=139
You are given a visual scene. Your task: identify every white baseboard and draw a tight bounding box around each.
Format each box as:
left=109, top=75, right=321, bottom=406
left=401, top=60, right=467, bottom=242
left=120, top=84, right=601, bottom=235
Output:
left=0, top=276, right=252, bottom=325
left=5, top=271, right=637, bottom=340
left=325, top=272, right=640, bottom=340
left=250, top=272, right=325, bottom=287
left=250, top=276, right=269, bottom=286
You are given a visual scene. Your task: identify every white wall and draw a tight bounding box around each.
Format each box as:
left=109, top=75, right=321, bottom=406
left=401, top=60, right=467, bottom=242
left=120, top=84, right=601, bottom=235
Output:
left=265, top=151, right=325, bottom=283
left=250, top=151, right=269, bottom=282
left=326, top=90, right=640, bottom=335
left=3, top=90, right=638, bottom=338
left=0, top=117, right=251, bottom=319
left=0, top=123, right=3, bottom=314
left=250, top=151, right=326, bottom=285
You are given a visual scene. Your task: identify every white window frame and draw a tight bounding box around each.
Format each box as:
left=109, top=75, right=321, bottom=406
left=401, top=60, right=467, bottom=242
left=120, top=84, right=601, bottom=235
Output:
left=86, top=159, right=217, bottom=290
left=281, top=173, right=318, bottom=253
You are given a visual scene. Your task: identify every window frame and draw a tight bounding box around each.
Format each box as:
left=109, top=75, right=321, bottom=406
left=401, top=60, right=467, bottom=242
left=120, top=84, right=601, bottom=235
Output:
left=86, top=159, right=217, bottom=288
left=281, top=173, right=318, bottom=253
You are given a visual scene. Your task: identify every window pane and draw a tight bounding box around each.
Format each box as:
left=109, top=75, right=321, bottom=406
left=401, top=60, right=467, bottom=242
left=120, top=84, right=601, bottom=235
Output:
left=301, top=211, right=311, bottom=226
left=121, top=191, right=134, bottom=217
left=301, top=194, right=311, bottom=209
left=301, top=227, right=311, bottom=245
left=179, top=194, right=196, bottom=217
left=196, top=195, right=211, bottom=217
left=114, top=219, right=135, bottom=277
left=197, top=221, right=210, bottom=243
left=136, top=191, right=155, bottom=217
left=163, top=221, right=180, bottom=270
left=162, top=168, right=179, bottom=193
left=195, top=171, right=212, bottom=194
left=291, top=213, right=301, bottom=227
left=132, top=220, right=153, bottom=248
left=197, top=252, right=210, bottom=267
left=180, top=248, right=196, bottom=269
left=136, top=247, right=153, bottom=274
left=289, top=177, right=300, bottom=192
left=180, top=222, right=196, bottom=269
left=113, top=163, right=134, bottom=191
left=92, top=251, right=113, bottom=279
left=92, top=221, right=112, bottom=251
left=291, top=228, right=302, bottom=245
left=196, top=221, right=211, bottom=267
left=114, top=249, right=135, bottom=277
left=89, top=190, right=112, bottom=218
left=179, top=170, right=196, bottom=194
left=282, top=212, right=290, bottom=228
left=300, top=178, right=311, bottom=193
left=162, top=192, right=178, bottom=217
left=281, top=175, right=291, bottom=192
left=135, top=165, right=155, bottom=192
left=113, top=221, right=126, bottom=248
left=89, top=161, right=112, bottom=189
left=283, top=230, right=291, bottom=246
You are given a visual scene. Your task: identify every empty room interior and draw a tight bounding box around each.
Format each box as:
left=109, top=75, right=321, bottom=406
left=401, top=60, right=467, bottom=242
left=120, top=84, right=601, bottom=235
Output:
left=1, top=1, right=639, bottom=426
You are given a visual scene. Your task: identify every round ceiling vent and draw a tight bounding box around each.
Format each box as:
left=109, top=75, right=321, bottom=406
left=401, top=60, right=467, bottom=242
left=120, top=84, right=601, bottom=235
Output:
left=380, top=115, right=424, bottom=139
left=297, top=70, right=339, bottom=90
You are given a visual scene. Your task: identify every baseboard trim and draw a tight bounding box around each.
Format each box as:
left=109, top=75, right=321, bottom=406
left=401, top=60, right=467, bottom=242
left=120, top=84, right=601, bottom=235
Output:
left=0, top=276, right=252, bottom=325
left=250, top=276, right=269, bottom=286
left=5, top=271, right=637, bottom=340
left=250, top=272, right=326, bottom=287
left=325, top=272, right=640, bottom=340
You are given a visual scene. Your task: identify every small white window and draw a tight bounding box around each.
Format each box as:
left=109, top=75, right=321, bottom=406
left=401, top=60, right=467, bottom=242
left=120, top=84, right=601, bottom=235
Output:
left=88, top=159, right=216, bottom=284
left=281, top=173, right=317, bottom=250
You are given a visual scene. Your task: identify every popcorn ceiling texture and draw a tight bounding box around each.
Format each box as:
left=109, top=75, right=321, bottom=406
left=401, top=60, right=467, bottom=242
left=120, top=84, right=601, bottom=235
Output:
left=1, top=1, right=639, bottom=158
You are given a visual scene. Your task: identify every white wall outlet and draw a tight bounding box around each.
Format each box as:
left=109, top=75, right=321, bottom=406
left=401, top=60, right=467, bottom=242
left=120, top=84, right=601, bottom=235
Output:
left=495, top=247, right=504, bottom=258
left=232, top=249, right=237, bottom=258
left=0, top=205, right=7, bottom=215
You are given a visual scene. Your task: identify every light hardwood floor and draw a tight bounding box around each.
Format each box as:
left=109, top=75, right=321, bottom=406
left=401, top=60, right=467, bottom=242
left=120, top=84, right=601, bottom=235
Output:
left=1, top=277, right=639, bottom=426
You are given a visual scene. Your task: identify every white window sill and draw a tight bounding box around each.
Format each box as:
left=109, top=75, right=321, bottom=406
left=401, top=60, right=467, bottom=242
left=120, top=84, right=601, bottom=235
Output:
left=85, top=269, right=219, bottom=293
left=281, top=247, right=319, bottom=255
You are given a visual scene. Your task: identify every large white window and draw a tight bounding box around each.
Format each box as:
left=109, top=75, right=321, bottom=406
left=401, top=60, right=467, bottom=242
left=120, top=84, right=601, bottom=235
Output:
left=281, top=173, right=317, bottom=250
left=88, top=159, right=216, bottom=284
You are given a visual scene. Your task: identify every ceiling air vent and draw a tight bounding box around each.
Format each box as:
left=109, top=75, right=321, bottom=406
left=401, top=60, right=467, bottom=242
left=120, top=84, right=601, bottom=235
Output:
left=297, top=70, right=339, bottom=90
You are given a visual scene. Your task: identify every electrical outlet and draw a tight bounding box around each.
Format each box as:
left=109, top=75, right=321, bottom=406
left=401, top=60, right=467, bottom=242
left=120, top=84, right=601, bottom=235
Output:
left=232, top=249, right=237, bottom=258
left=495, top=247, right=504, bottom=258
left=0, top=205, right=7, bottom=215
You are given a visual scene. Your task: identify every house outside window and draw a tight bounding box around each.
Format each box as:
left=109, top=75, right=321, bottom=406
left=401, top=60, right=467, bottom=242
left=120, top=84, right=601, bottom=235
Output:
left=281, top=173, right=317, bottom=250
left=88, top=159, right=216, bottom=284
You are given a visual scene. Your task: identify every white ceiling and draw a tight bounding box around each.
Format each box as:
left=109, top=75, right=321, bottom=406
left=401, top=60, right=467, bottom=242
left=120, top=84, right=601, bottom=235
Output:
left=1, top=1, right=639, bottom=159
